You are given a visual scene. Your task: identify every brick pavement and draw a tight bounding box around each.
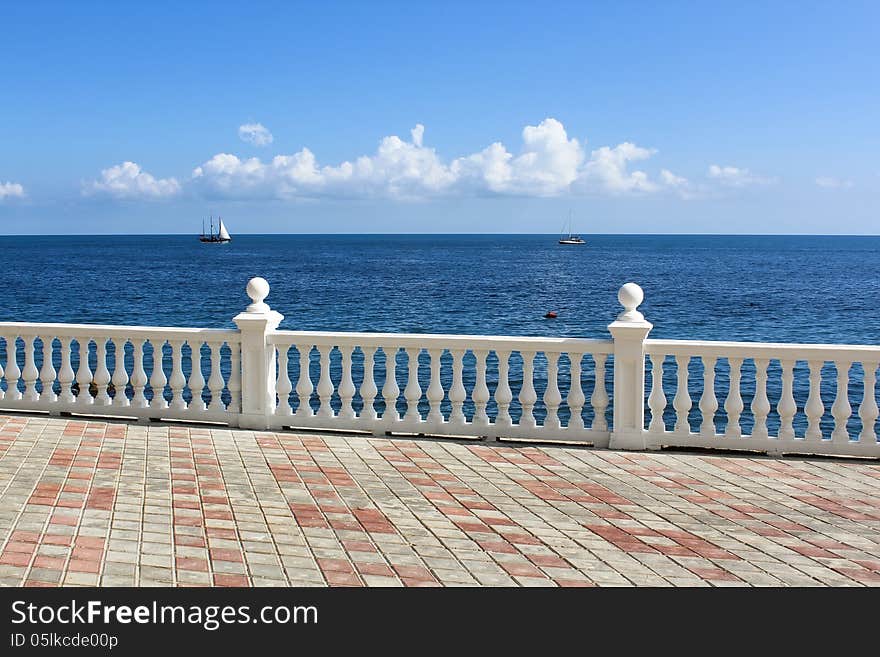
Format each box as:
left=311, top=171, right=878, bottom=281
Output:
left=0, top=413, right=878, bottom=587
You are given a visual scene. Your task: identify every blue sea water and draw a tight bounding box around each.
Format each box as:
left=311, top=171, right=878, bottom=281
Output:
left=1, top=234, right=878, bottom=438
left=4, top=234, right=880, bottom=344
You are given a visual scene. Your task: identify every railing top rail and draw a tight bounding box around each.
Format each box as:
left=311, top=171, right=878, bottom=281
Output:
left=270, top=329, right=614, bottom=353
left=646, top=338, right=880, bottom=361
left=0, top=322, right=240, bottom=342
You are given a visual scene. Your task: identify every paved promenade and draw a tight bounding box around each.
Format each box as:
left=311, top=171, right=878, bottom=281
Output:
left=0, top=413, right=878, bottom=587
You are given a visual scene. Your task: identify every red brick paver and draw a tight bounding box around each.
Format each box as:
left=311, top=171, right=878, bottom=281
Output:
left=0, top=414, right=878, bottom=587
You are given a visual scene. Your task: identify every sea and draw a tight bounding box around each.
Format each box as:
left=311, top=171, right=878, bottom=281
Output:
left=1, top=234, right=879, bottom=437
left=4, top=234, right=880, bottom=344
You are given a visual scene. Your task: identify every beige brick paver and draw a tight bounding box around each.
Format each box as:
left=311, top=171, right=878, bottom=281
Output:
left=0, top=414, right=878, bottom=587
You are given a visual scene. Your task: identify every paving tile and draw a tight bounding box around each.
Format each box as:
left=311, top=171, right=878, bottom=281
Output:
left=0, top=415, right=878, bottom=588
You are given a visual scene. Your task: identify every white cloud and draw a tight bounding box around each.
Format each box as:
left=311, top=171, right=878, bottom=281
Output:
left=658, top=168, right=703, bottom=199
left=815, top=176, right=854, bottom=189
left=660, top=169, right=688, bottom=187
left=0, top=181, right=25, bottom=201
left=580, top=143, right=657, bottom=194
left=83, top=161, right=181, bottom=199
left=238, top=123, right=274, bottom=147
left=193, top=118, right=668, bottom=200
left=707, top=164, right=773, bottom=187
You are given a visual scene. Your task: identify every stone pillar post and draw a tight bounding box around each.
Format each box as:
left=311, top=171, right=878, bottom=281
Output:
left=233, top=277, right=283, bottom=430
left=608, top=283, right=653, bottom=451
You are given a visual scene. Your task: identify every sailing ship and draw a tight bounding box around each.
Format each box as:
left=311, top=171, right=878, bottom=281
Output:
left=200, top=215, right=231, bottom=243
left=558, top=211, right=585, bottom=245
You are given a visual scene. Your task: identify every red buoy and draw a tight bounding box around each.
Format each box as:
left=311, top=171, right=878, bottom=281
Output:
left=544, top=311, right=557, bottom=319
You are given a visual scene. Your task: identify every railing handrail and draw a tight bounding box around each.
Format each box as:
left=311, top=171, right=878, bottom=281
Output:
left=0, top=322, right=240, bottom=342
left=270, top=329, right=613, bottom=352
left=646, top=338, right=880, bottom=360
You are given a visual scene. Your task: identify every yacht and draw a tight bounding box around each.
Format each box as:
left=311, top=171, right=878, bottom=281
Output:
left=200, top=215, right=231, bottom=243
left=558, top=212, right=585, bottom=245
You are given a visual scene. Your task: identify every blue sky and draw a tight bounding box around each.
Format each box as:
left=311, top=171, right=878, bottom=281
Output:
left=1, top=1, right=878, bottom=234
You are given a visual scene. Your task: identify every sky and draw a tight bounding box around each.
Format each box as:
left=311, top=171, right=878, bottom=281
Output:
left=1, top=1, right=878, bottom=235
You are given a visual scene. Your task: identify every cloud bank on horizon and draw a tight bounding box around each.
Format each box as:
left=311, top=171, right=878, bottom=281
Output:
left=80, top=118, right=775, bottom=202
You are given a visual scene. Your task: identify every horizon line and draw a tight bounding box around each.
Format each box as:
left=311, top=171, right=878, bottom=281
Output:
left=2, top=232, right=880, bottom=238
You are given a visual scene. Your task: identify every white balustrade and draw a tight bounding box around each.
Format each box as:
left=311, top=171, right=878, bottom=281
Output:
left=0, top=278, right=876, bottom=458
left=644, top=340, right=880, bottom=457
left=0, top=325, right=238, bottom=422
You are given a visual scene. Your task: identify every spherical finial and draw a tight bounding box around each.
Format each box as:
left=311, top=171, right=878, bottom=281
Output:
left=617, top=282, right=645, bottom=321
left=245, top=277, right=271, bottom=313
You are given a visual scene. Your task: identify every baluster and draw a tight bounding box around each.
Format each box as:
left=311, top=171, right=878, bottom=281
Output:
left=447, top=349, right=466, bottom=426
left=673, top=355, right=692, bottom=434
left=831, top=360, right=852, bottom=442
left=519, top=351, right=537, bottom=430
left=295, top=345, right=314, bottom=418
left=566, top=353, right=585, bottom=431
left=93, top=338, right=111, bottom=405
left=168, top=340, right=186, bottom=410
left=804, top=360, right=825, bottom=442
left=648, top=354, right=666, bottom=433
left=206, top=342, right=224, bottom=411
left=751, top=358, right=770, bottom=439
left=58, top=338, right=75, bottom=404
left=724, top=357, right=744, bottom=438
left=338, top=346, right=356, bottom=420
left=472, top=349, right=490, bottom=428
left=150, top=340, right=168, bottom=409
left=39, top=336, right=57, bottom=403
left=111, top=338, right=129, bottom=407
left=4, top=336, right=21, bottom=401
left=0, top=341, right=4, bottom=401
left=360, top=346, right=378, bottom=421
left=542, top=351, right=561, bottom=430
left=590, top=354, right=608, bottom=431
left=859, top=361, right=879, bottom=444
left=382, top=347, right=400, bottom=425
left=316, top=346, right=334, bottom=418
left=495, top=350, right=514, bottom=429
left=699, top=356, right=718, bottom=438
left=130, top=339, right=148, bottom=408
left=402, top=348, right=422, bottom=423
left=276, top=346, right=293, bottom=416
left=76, top=338, right=93, bottom=406
left=425, top=348, right=444, bottom=425
left=227, top=343, right=241, bottom=413
left=187, top=342, right=206, bottom=412
left=777, top=359, right=797, bottom=441
left=22, top=335, right=39, bottom=402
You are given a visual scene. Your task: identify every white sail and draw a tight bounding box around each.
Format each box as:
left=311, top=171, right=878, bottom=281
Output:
left=218, top=219, right=231, bottom=240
